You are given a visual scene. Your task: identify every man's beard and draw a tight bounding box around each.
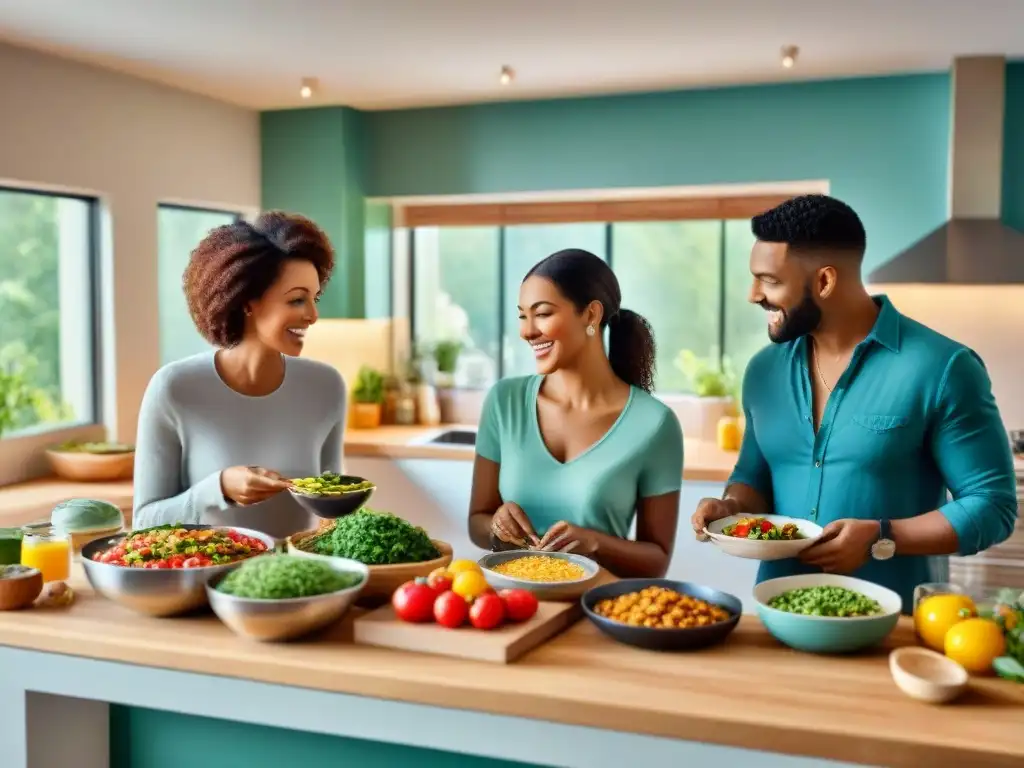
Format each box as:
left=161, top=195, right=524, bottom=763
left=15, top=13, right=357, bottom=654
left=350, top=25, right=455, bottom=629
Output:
left=761, top=284, right=822, bottom=344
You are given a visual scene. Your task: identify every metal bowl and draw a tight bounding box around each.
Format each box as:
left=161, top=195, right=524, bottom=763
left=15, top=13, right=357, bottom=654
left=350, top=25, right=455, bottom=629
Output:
left=477, top=550, right=600, bottom=601
left=582, top=579, right=742, bottom=652
left=205, top=557, right=368, bottom=642
left=80, top=525, right=277, bottom=618
left=288, top=475, right=376, bottom=520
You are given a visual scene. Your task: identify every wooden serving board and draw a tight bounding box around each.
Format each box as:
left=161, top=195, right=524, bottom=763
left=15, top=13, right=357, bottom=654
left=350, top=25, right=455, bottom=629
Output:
left=352, top=601, right=579, bottom=663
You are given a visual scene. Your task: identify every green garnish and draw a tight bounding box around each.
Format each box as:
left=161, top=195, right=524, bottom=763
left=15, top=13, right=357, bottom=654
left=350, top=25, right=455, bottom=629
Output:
left=301, top=508, right=439, bottom=565
left=217, top=555, right=361, bottom=599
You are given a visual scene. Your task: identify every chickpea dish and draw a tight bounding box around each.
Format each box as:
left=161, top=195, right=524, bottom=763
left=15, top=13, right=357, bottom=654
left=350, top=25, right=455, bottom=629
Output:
left=593, top=585, right=732, bottom=629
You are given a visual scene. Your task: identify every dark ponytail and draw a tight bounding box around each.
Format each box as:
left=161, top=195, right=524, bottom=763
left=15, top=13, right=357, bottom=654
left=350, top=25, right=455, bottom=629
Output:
left=608, top=308, right=656, bottom=393
left=524, top=248, right=658, bottom=393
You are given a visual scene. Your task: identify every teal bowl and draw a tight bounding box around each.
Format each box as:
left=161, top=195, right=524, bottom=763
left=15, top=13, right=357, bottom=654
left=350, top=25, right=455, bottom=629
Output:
left=753, top=574, right=903, bottom=654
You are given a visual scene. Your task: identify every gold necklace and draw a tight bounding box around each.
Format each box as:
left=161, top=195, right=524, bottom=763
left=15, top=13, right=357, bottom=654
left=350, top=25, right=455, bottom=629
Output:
left=812, top=339, right=838, bottom=393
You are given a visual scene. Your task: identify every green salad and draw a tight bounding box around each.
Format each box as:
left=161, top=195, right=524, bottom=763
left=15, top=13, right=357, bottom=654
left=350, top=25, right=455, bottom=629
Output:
left=217, top=555, right=362, bottom=600
left=301, top=509, right=439, bottom=566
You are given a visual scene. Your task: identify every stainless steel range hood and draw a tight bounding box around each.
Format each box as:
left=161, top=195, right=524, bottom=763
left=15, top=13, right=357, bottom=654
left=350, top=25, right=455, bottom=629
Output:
left=868, top=56, right=1024, bottom=284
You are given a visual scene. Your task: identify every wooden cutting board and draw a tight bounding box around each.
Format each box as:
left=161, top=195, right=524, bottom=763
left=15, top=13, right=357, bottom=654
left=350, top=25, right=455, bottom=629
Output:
left=352, top=601, right=579, bottom=663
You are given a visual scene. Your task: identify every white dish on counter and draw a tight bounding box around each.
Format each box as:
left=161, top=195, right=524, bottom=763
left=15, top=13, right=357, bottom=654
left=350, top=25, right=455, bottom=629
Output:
left=704, top=514, right=822, bottom=561
left=889, top=646, right=969, bottom=704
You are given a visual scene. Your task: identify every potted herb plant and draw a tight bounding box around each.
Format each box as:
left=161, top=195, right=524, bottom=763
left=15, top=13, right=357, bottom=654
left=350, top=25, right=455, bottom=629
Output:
left=350, top=366, right=385, bottom=429
left=432, top=340, right=462, bottom=389
left=674, top=349, right=741, bottom=448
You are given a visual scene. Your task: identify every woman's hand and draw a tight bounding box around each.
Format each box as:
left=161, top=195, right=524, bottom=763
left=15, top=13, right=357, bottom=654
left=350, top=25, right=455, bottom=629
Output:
left=538, top=521, right=599, bottom=556
left=490, top=502, right=540, bottom=548
left=220, top=466, right=292, bottom=506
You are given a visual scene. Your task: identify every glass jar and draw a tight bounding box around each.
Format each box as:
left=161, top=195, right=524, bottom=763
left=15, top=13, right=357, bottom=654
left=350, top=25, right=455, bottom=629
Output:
left=20, top=523, right=71, bottom=583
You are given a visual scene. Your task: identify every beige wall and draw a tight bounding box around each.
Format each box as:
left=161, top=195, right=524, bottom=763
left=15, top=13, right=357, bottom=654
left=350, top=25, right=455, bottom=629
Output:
left=880, top=286, right=1024, bottom=431
left=0, top=41, right=260, bottom=484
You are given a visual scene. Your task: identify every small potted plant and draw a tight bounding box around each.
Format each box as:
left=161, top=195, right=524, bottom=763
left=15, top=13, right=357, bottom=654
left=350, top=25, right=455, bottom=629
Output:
left=432, top=340, right=463, bottom=389
left=350, top=366, right=385, bottom=429
left=674, top=349, right=740, bottom=447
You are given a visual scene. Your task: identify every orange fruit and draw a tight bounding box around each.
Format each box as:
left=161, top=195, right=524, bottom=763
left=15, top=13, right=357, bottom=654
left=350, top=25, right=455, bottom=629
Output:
left=451, top=570, right=490, bottom=601
left=944, top=618, right=1006, bottom=674
left=914, top=593, right=976, bottom=651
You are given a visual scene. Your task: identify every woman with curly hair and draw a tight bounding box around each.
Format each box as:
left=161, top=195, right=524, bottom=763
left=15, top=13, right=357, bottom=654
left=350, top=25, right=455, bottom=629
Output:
left=132, top=211, right=345, bottom=538
left=467, top=248, right=684, bottom=578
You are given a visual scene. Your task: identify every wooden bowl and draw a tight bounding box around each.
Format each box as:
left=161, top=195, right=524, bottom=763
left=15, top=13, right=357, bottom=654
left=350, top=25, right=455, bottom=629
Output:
left=0, top=565, right=44, bottom=610
left=46, top=450, right=135, bottom=482
left=286, top=525, right=452, bottom=606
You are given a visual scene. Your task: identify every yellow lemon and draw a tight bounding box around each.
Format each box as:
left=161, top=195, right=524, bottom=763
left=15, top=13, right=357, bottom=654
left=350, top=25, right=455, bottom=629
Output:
left=447, top=559, right=482, bottom=575
left=944, top=618, right=1006, bottom=674
left=914, top=593, right=976, bottom=651
left=451, top=570, right=490, bottom=600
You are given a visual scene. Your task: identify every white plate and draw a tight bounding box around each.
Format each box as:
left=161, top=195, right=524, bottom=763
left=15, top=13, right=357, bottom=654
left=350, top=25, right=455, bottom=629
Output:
left=703, top=514, right=823, bottom=561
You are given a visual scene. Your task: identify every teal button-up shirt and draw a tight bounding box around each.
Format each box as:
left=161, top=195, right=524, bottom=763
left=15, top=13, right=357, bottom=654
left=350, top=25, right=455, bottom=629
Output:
left=730, top=295, right=1018, bottom=612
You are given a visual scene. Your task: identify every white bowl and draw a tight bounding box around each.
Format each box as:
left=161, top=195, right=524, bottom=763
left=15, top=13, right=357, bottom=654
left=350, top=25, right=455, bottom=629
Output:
left=890, top=646, right=969, bottom=704
left=704, top=514, right=823, bottom=561
left=477, top=550, right=600, bottom=601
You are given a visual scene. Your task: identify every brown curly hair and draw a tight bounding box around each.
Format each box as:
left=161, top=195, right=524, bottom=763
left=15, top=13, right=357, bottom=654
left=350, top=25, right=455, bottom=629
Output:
left=183, top=211, right=335, bottom=347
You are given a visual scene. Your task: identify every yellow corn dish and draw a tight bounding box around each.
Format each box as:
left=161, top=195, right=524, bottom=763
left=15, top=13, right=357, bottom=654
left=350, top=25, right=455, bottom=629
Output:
left=594, top=586, right=731, bottom=629
left=491, top=555, right=586, bottom=582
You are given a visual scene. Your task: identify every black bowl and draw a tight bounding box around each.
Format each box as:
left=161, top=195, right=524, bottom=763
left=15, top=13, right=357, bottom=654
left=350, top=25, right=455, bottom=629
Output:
left=288, top=475, right=376, bottom=520
left=581, top=578, right=742, bottom=652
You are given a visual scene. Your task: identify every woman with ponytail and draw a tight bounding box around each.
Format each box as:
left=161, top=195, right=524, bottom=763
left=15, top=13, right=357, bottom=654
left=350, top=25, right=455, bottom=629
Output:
left=468, top=248, right=684, bottom=578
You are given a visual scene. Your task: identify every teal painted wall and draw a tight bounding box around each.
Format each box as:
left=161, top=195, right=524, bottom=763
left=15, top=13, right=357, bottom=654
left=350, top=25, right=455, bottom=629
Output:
left=261, top=107, right=366, bottom=317
left=110, top=706, right=536, bottom=768
left=1003, top=62, right=1024, bottom=231
left=364, top=74, right=952, bottom=273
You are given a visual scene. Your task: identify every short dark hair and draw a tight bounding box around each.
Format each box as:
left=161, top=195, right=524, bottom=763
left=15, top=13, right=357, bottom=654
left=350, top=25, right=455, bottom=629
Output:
left=751, top=194, right=866, bottom=259
left=525, top=248, right=657, bottom=393
left=183, top=211, right=335, bottom=347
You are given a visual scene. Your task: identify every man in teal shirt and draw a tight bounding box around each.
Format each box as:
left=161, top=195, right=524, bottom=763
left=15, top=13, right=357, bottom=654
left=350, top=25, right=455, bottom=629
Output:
left=692, top=194, right=1018, bottom=612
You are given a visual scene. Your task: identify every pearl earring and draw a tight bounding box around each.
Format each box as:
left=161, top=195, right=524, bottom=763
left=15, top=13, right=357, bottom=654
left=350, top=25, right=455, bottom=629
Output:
left=586, top=325, right=596, bottom=337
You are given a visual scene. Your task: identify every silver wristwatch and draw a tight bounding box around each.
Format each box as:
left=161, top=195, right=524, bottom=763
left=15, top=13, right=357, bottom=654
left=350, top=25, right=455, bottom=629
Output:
left=870, top=519, right=896, bottom=561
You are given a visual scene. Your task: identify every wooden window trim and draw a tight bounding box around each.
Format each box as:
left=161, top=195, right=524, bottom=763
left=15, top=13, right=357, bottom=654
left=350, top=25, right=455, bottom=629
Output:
left=398, top=194, right=791, bottom=228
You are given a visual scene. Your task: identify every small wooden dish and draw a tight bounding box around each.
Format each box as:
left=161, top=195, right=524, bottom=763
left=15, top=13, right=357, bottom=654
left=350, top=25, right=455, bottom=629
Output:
left=287, top=523, right=452, bottom=605
left=46, top=449, right=135, bottom=482
left=0, top=565, right=44, bottom=610
left=890, top=646, right=970, bottom=704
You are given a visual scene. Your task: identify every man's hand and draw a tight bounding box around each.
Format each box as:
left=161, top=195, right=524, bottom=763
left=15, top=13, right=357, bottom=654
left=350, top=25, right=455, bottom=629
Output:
left=799, top=519, right=880, bottom=574
left=691, top=497, right=739, bottom=540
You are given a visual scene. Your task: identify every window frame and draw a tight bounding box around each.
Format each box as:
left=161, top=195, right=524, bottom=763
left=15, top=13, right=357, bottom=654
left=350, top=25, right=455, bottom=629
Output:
left=0, top=183, right=103, bottom=435
left=407, top=216, right=739, bottom=386
left=0, top=183, right=105, bottom=487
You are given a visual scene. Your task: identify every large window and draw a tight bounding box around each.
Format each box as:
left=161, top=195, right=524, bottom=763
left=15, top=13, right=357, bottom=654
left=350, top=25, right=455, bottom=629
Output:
left=502, top=223, right=607, bottom=377
left=157, top=204, right=240, bottom=365
left=0, top=187, right=98, bottom=437
left=403, top=195, right=785, bottom=393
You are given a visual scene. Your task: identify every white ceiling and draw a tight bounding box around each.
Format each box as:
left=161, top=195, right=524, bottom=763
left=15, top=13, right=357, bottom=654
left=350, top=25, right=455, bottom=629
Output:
left=1, top=0, right=1023, bottom=111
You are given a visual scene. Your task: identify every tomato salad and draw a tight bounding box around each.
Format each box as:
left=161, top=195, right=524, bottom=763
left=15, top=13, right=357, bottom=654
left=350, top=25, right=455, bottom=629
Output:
left=721, top=517, right=803, bottom=541
left=90, top=525, right=269, bottom=569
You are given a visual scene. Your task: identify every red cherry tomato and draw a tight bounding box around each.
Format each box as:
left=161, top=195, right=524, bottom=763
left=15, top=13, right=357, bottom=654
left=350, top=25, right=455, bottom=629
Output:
left=433, top=590, right=469, bottom=628
left=499, top=588, right=539, bottom=622
left=392, top=580, right=436, bottom=623
left=732, top=523, right=750, bottom=538
left=469, top=592, right=506, bottom=630
left=759, top=520, right=773, bottom=534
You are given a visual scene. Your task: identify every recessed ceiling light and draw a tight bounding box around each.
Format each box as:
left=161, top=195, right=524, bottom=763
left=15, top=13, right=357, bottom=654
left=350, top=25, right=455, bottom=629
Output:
left=781, top=46, right=799, bottom=69
left=300, top=77, right=318, bottom=99
left=499, top=66, right=515, bottom=86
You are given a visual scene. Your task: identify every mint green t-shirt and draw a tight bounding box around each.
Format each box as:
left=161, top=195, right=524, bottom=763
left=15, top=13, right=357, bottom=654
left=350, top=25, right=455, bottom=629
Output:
left=476, top=375, right=684, bottom=539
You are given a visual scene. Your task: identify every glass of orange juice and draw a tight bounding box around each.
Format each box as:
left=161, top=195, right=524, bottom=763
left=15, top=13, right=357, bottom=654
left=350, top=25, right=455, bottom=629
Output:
left=21, top=523, right=71, bottom=583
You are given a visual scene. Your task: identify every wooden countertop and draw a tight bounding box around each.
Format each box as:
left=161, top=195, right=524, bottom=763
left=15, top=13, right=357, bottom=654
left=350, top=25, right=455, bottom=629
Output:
left=345, top=425, right=737, bottom=482
left=0, top=569, right=1020, bottom=767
